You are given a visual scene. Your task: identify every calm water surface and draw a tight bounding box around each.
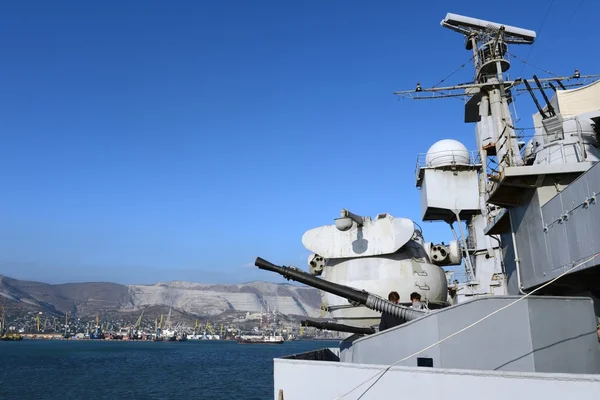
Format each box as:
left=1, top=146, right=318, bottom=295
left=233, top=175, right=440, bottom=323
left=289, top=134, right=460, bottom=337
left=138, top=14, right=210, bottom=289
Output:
left=0, top=339, right=338, bottom=399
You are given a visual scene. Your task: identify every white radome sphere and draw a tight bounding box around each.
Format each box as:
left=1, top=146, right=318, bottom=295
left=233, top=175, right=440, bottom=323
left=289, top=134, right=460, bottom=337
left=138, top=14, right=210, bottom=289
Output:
left=425, top=139, right=470, bottom=167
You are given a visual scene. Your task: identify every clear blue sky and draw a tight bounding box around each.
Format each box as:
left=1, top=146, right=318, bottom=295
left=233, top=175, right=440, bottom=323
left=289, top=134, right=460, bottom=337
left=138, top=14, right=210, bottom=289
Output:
left=0, top=0, right=597, bottom=284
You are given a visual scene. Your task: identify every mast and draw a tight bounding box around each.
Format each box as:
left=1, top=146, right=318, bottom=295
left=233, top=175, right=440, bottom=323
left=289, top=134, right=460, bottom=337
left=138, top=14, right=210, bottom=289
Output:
left=396, top=12, right=600, bottom=301
left=396, top=14, right=599, bottom=184
left=445, top=14, right=534, bottom=168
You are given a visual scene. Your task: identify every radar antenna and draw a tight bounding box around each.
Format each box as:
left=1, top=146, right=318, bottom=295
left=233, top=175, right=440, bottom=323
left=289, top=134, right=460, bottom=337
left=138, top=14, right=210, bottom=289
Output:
left=396, top=13, right=598, bottom=101
left=394, top=12, right=600, bottom=169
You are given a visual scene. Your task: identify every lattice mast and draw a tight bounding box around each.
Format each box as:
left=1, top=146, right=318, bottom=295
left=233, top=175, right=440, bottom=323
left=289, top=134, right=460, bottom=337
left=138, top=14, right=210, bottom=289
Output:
left=395, top=13, right=598, bottom=182
left=450, top=14, right=531, bottom=168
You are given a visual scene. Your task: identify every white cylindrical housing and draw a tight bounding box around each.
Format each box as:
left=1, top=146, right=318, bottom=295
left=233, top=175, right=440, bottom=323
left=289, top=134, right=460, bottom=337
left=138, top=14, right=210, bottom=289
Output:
left=320, top=255, right=448, bottom=328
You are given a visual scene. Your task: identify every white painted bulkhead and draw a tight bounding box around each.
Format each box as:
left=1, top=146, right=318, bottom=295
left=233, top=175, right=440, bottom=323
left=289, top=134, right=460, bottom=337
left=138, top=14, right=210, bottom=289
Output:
left=274, top=359, right=600, bottom=400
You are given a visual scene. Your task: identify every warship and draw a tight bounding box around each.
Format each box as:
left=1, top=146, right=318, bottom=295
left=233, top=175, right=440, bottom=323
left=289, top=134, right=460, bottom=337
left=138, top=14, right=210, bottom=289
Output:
left=254, top=12, right=600, bottom=400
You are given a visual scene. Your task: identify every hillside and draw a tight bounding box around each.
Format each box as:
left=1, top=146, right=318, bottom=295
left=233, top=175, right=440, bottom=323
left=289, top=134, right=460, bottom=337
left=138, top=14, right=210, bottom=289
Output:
left=0, top=275, right=325, bottom=319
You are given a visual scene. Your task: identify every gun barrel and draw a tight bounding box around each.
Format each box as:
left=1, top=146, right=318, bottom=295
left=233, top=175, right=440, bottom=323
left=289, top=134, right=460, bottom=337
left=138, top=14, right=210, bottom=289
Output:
left=255, top=257, right=368, bottom=305
left=254, top=257, right=426, bottom=322
left=301, top=319, right=375, bottom=335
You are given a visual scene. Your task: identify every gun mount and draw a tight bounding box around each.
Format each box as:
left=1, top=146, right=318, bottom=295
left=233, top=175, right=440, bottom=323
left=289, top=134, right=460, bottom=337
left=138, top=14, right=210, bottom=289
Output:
left=254, top=257, right=426, bottom=323
left=301, top=319, right=376, bottom=335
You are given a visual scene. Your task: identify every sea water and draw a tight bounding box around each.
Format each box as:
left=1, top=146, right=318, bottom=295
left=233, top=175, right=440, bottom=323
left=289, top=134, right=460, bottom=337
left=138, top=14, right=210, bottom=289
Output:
left=0, top=339, right=338, bottom=399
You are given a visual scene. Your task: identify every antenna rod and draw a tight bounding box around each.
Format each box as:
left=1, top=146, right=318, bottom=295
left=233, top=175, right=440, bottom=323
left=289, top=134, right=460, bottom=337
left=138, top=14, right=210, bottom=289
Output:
left=533, top=75, right=556, bottom=117
left=522, top=79, right=547, bottom=118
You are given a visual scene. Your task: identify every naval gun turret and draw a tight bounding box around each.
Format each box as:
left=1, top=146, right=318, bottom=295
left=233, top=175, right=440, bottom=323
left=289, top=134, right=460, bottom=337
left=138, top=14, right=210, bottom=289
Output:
left=254, top=257, right=426, bottom=323
left=257, top=211, right=462, bottom=329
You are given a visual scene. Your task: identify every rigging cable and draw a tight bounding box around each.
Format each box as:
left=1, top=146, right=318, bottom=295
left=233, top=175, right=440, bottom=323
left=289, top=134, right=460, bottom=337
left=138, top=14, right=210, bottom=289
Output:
left=568, top=0, right=586, bottom=25
left=507, top=52, right=560, bottom=77
left=335, top=250, right=600, bottom=400
left=431, top=55, right=474, bottom=89
left=408, top=55, right=474, bottom=101
left=518, top=0, right=556, bottom=77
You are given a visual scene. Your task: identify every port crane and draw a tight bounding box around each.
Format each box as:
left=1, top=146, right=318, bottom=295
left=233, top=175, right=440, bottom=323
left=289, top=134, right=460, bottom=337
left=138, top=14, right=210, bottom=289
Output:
left=129, top=310, right=144, bottom=339
left=35, top=312, right=42, bottom=332
left=204, top=321, right=216, bottom=338
left=89, top=313, right=104, bottom=339
left=193, top=319, right=199, bottom=336
left=0, top=304, right=5, bottom=334
left=64, top=312, right=70, bottom=338
left=155, top=313, right=164, bottom=338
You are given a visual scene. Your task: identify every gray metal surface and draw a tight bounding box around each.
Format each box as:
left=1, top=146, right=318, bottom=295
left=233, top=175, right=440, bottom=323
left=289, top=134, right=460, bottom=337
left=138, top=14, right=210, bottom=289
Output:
left=539, top=161, right=600, bottom=280
left=273, top=358, right=600, bottom=400
left=503, top=161, right=600, bottom=291
left=486, top=162, right=593, bottom=207
left=342, top=296, right=599, bottom=374
left=418, top=169, right=480, bottom=221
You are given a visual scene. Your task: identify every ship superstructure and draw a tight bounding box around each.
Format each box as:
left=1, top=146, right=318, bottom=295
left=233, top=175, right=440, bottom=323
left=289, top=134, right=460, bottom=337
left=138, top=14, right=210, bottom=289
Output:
left=254, top=11, right=600, bottom=400
left=401, top=13, right=600, bottom=307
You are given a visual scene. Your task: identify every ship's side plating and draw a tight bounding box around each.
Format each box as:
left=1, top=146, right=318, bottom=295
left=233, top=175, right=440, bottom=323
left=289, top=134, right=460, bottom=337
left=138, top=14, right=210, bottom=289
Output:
left=485, top=83, right=600, bottom=313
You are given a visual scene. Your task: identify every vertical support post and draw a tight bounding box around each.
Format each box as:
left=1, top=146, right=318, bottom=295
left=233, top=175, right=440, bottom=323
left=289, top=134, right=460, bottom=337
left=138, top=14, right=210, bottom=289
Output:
left=509, top=209, right=528, bottom=295
left=469, top=34, right=479, bottom=79
left=494, top=59, right=523, bottom=167
left=575, top=118, right=587, bottom=161
left=449, top=213, right=477, bottom=283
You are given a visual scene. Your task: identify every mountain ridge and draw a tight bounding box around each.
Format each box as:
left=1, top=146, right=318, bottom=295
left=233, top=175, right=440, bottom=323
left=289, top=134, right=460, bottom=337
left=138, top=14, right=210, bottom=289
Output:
left=0, top=274, right=325, bottom=319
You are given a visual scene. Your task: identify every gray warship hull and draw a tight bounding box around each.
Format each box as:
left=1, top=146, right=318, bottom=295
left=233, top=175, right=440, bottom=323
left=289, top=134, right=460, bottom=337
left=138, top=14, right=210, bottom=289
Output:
left=274, top=296, right=600, bottom=399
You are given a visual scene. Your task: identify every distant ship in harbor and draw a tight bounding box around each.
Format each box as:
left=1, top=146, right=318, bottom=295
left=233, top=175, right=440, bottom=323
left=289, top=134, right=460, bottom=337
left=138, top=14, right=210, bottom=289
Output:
left=237, top=334, right=284, bottom=344
left=236, top=305, right=285, bottom=344
left=186, top=320, right=222, bottom=340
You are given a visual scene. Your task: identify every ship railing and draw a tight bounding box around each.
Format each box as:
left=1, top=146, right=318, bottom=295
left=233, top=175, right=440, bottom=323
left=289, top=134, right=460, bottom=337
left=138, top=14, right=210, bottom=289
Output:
left=530, top=136, right=588, bottom=166
left=415, top=150, right=482, bottom=186
left=445, top=268, right=469, bottom=286
left=484, top=133, right=588, bottom=204
left=496, top=116, right=590, bottom=170
left=533, top=143, right=567, bottom=165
